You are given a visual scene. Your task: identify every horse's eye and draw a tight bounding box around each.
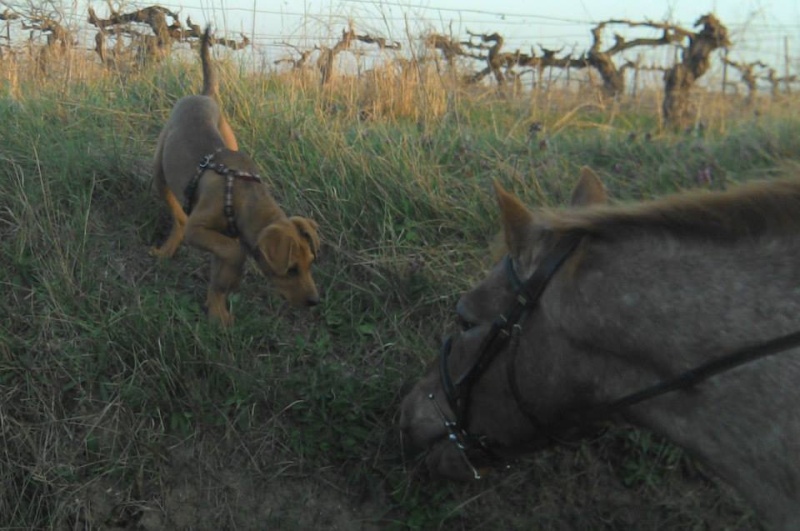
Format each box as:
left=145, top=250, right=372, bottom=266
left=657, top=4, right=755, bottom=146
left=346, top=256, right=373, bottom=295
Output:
left=456, top=314, right=476, bottom=332
left=287, top=265, right=300, bottom=277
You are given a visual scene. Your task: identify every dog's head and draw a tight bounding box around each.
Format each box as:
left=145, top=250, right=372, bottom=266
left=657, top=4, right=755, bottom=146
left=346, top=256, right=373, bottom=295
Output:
left=256, top=217, right=321, bottom=307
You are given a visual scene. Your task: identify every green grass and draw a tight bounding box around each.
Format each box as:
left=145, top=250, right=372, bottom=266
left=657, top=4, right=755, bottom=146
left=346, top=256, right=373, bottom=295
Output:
left=2, top=57, right=795, bottom=529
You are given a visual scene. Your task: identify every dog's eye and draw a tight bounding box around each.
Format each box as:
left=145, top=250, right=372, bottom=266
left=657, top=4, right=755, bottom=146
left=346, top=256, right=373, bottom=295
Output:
left=287, top=265, right=300, bottom=277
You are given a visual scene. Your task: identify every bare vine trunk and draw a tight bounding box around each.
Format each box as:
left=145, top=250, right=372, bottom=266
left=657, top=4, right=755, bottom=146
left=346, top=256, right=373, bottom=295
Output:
left=587, top=52, right=626, bottom=97
left=662, top=14, right=730, bottom=128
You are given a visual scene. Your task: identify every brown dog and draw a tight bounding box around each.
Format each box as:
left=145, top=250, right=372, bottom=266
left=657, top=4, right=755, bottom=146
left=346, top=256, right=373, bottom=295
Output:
left=150, top=26, right=320, bottom=326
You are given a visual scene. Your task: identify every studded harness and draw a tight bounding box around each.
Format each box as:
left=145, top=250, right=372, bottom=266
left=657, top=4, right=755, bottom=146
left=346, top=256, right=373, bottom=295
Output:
left=183, top=150, right=263, bottom=238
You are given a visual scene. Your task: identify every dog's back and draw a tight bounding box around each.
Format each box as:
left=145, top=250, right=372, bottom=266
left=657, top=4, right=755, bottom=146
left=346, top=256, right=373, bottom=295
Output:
left=153, top=25, right=237, bottom=199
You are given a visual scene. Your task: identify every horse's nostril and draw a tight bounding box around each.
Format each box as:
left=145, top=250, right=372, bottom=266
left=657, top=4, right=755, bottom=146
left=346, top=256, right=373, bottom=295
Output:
left=306, top=296, right=320, bottom=307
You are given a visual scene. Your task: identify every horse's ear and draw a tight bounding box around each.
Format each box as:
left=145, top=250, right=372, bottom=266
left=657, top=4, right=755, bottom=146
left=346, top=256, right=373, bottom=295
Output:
left=570, top=166, right=608, bottom=207
left=493, top=181, right=536, bottom=257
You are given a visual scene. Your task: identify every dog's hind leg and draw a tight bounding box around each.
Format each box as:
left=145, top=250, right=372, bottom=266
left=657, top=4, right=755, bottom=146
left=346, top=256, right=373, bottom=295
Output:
left=150, top=141, right=189, bottom=259
left=205, top=248, right=246, bottom=326
left=150, top=188, right=188, bottom=258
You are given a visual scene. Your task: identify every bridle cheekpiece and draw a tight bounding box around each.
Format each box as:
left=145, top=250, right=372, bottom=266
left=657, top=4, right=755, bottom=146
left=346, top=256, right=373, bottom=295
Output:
left=431, top=233, right=582, bottom=478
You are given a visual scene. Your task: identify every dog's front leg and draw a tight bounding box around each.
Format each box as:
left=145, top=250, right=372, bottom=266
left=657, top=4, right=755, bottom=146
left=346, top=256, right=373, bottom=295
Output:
left=206, top=251, right=246, bottom=326
left=185, top=223, right=245, bottom=326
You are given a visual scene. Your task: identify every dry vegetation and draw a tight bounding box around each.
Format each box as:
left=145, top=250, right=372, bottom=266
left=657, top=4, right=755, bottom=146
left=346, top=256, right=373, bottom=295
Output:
left=1, top=3, right=799, bottom=530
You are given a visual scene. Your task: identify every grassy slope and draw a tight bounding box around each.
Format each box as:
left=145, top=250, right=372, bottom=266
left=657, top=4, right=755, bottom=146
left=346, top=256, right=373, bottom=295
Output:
left=1, top=59, right=798, bottom=529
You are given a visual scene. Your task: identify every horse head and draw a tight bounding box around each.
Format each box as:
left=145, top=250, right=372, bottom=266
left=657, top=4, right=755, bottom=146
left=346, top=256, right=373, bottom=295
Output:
left=399, top=167, right=607, bottom=480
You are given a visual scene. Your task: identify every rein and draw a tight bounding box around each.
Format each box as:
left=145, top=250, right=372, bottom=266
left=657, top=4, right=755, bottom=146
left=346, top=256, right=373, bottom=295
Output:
left=434, top=231, right=800, bottom=478
left=183, top=151, right=263, bottom=237
left=575, top=328, right=800, bottom=421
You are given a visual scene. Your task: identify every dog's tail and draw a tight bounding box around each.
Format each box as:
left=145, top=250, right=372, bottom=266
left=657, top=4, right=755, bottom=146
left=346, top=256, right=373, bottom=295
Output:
left=200, top=25, right=217, bottom=98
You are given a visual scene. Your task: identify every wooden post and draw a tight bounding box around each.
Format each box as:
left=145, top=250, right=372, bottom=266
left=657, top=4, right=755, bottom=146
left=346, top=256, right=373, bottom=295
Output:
left=537, top=65, right=544, bottom=93
left=721, top=47, right=728, bottom=95
left=251, top=0, right=257, bottom=72
left=785, top=36, right=791, bottom=94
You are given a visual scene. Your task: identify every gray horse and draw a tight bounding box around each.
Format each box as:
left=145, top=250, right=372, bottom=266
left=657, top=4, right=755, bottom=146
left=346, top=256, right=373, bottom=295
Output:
left=401, top=168, right=800, bottom=530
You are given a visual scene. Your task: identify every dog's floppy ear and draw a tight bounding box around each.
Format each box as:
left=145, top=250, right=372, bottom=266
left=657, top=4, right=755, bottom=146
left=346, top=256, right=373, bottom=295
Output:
left=258, top=224, right=296, bottom=276
left=290, top=216, right=320, bottom=258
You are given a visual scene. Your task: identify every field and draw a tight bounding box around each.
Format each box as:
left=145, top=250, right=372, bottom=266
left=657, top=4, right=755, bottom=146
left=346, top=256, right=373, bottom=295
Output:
left=2, top=35, right=800, bottom=530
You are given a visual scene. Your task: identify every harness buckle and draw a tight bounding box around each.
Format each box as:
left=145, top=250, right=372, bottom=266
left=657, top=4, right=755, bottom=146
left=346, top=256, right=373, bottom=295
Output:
left=199, top=153, right=213, bottom=169
left=496, top=314, right=512, bottom=338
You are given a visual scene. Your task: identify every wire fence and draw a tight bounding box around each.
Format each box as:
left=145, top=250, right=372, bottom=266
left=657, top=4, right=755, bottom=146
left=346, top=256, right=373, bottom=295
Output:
left=0, top=0, right=797, bottom=94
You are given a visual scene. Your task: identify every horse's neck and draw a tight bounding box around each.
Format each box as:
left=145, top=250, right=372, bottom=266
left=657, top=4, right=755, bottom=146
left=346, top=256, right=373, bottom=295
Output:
left=550, top=232, right=800, bottom=527
left=561, top=232, right=800, bottom=367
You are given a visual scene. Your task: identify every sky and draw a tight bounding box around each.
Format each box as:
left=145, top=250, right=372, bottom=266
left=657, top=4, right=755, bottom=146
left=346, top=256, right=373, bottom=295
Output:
left=100, top=0, right=798, bottom=62
left=37, top=0, right=800, bottom=77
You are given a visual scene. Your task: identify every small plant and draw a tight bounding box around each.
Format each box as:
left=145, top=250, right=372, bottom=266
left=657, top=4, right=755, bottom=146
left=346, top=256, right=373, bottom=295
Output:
left=617, top=430, right=685, bottom=488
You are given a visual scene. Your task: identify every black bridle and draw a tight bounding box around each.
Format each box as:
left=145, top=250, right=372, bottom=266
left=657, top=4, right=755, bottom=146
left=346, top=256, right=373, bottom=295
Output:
left=432, top=233, right=582, bottom=478
left=432, top=232, right=800, bottom=479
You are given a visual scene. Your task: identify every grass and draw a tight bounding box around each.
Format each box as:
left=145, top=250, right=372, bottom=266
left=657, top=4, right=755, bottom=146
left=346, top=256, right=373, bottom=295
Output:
left=2, top=48, right=798, bottom=529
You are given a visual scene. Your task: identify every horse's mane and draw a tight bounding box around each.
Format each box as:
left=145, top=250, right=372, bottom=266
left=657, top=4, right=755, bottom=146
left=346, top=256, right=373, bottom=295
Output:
left=549, top=178, right=800, bottom=241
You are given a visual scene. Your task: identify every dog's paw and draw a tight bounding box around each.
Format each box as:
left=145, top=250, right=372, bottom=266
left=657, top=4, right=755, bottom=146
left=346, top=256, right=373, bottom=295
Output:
left=205, top=301, right=234, bottom=327
left=149, top=246, right=173, bottom=259
left=210, top=312, right=234, bottom=328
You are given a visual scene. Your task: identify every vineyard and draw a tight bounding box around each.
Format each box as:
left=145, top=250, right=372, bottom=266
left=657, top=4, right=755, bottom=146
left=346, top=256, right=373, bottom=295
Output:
left=0, top=2, right=797, bottom=127
left=1, top=1, right=800, bottom=530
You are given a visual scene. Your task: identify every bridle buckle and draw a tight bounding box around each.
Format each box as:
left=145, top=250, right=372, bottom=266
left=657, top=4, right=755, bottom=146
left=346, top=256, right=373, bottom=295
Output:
left=427, top=394, right=483, bottom=480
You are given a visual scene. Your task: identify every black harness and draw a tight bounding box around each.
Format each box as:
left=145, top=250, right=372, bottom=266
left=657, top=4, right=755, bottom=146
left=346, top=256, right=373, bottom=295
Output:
left=183, top=151, right=263, bottom=238
left=433, top=232, right=800, bottom=479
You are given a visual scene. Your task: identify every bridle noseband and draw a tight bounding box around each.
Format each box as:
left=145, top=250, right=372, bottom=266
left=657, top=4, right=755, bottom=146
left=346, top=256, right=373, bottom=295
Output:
left=430, top=232, right=800, bottom=479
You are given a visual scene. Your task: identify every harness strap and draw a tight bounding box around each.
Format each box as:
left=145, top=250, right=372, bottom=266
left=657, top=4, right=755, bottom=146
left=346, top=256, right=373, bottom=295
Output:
left=223, top=173, right=237, bottom=236
left=183, top=151, right=263, bottom=238
left=182, top=152, right=216, bottom=215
